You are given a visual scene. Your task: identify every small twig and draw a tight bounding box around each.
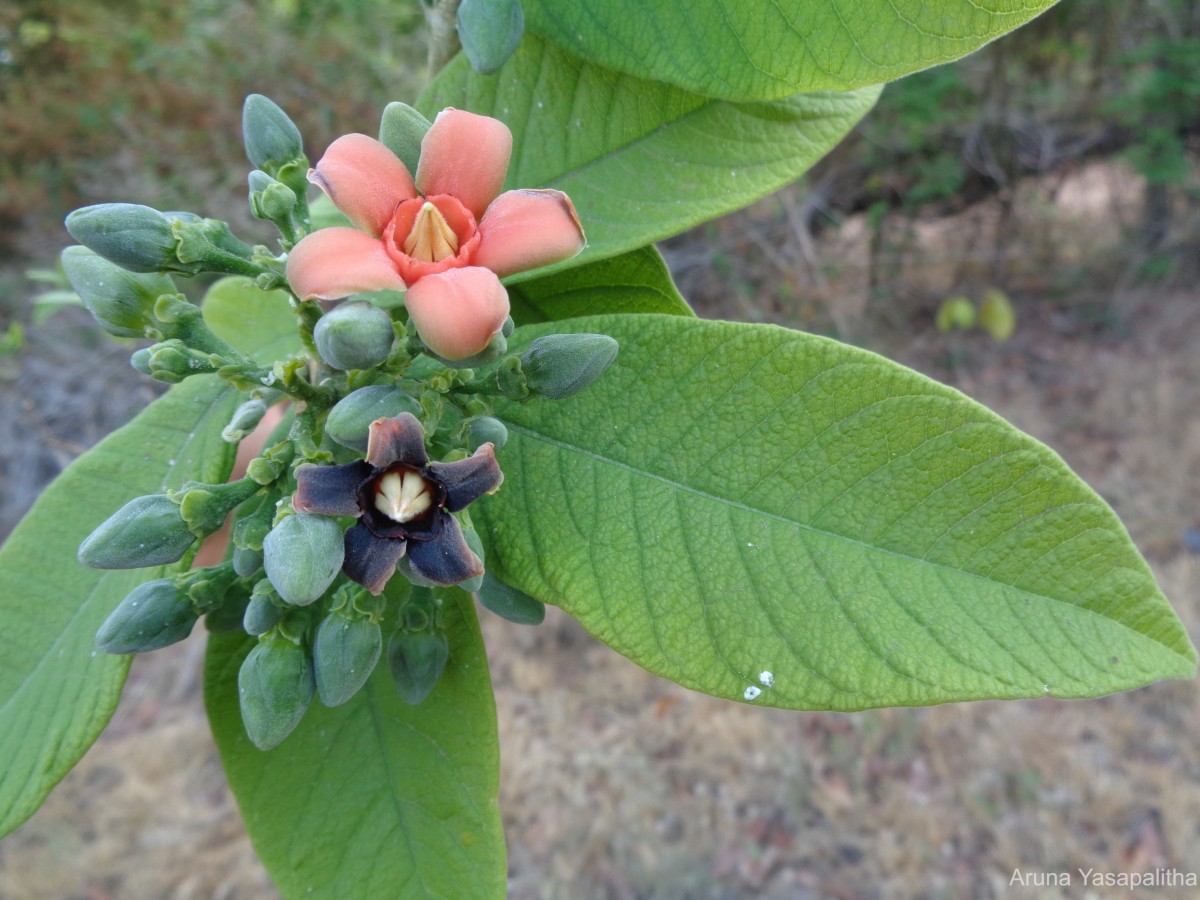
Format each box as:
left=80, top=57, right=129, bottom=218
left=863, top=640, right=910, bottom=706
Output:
left=423, top=0, right=463, bottom=77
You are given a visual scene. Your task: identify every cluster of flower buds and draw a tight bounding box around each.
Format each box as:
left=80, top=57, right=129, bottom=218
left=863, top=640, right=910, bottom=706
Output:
left=70, top=94, right=615, bottom=750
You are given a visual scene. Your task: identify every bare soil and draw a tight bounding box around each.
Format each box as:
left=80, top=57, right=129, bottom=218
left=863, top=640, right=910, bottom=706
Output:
left=1, top=163, right=1197, bottom=899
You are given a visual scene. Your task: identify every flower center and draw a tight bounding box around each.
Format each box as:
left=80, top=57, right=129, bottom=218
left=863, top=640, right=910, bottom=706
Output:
left=402, top=201, right=460, bottom=263
left=373, top=468, right=434, bottom=523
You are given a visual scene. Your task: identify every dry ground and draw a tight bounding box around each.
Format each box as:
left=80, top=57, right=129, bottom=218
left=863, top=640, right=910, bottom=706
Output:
left=0, top=163, right=1197, bottom=899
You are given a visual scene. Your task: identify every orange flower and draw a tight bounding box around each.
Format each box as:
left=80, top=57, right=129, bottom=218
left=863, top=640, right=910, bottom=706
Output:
left=287, top=109, right=585, bottom=360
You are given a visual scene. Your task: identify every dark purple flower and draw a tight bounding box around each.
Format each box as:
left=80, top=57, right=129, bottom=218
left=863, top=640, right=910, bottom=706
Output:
left=294, top=412, right=502, bottom=594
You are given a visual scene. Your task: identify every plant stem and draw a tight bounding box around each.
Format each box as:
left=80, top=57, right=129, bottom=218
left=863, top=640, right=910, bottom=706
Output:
left=423, top=0, right=462, bottom=77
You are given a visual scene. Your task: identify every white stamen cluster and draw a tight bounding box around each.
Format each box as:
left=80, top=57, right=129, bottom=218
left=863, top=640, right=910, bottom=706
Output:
left=374, top=469, right=433, bottom=523
left=403, top=202, right=459, bottom=262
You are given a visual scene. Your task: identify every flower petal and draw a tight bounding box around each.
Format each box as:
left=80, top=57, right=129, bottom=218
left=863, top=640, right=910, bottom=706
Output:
left=286, top=228, right=406, bottom=300
left=415, top=109, right=512, bottom=220
left=294, top=461, right=373, bottom=517
left=406, top=514, right=483, bottom=585
left=427, top=443, right=503, bottom=512
left=404, top=267, right=510, bottom=361
left=366, top=412, right=429, bottom=470
left=474, top=189, right=586, bottom=278
left=309, top=133, right=416, bottom=236
left=343, top=521, right=406, bottom=595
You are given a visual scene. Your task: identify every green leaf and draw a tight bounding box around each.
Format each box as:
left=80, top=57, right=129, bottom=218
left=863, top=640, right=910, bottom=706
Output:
left=0, top=376, right=240, bottom=836
left=202, top=276, right=303, bottom=362
left=205, top=587, right=504, bottom=899
left=420, top=36, right=879, bottom=269
left=508, top=245, right=693, bottom=324
left=522, top=0, right=1058, bottom=101
left=478, top=315, right=1196, bottom=710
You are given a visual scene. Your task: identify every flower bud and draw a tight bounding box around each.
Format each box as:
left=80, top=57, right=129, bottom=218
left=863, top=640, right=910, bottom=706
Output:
left=60, top=246, right=173, bottom=338
left=387, top=628, right=449, bottom=705
left=222, top=397, right=269, bottom=443
left=476, top=571, right=545, bottom=625
left=94, top=579, right=199, bottom=654
left=130, top=347, right=154, bottom=376
left=262, top=513, right=345, bottom=606
left=238, top=632, right=315, bottom=750
left=233, top=544, right=264, bottom=578
left=324, top=385, right=421, bottom=452
left=465, top=416, right=508, bottom=452
left=313, top=301, right=394, bottom=370
left=64, top=203, right=177, bottom=274
left=313, top=609, right=383, bottom=707
left=242, top=94, right=305, bottom=173
left=243, top=580, right=283, bottom=636
left=78, top=494, right=195, bottom=569
left=522, top=333, right=618, bottom=399
left=142, top=339, right=218, bottom=384
left=248, top=171, right=298, bottom=221
left=457, top=0, right=525, bottom=75
left=378, top=102, right=431, bottom=177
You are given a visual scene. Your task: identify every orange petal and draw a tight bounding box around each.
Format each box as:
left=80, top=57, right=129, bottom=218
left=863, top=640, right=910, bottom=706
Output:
left=286, top=228, right=406, bottom=300
left=474, top=189, right=586, bottom=278
left=309, top=134, right=416, bottom=236
left=415, top=109, right=512, bottom=220
left=405, top=267, right=510, bottom=361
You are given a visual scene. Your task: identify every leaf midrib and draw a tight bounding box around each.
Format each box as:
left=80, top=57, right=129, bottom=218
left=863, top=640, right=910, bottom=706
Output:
left=501, top=421, right=1188, bottom=661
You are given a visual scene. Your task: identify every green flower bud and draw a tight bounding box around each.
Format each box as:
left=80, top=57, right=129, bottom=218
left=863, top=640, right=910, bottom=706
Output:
left=378, top=102, right=432, bottom=177
left=238, top=632, right=315, bottom=750
left=248, top=171, right=297, bottom=222
left=457, top=0, right=525, bottom=75
left=424, top=330, right=506, bottom=370
left=387, top=628, right=448, bottom=705
left=476, top=571, right=545, bottom=625
left=313, top=610, right=383, bottom=707
left=143, top=339, right=218, bottom=384
left=60, top=245, right=173, bottom=338
left=262, top=513, right=345, bottom=606
left=465, top=416, right=508, bottom=452
left=245, top=441, right=295, bottom=487
left=64, top=203, right=177, bottom=274
left=324, top=385, right=421, bottom=452
left=313, top=301, right=394, bottom=371
left=130, top=347, right=154, bottom=376
left=242, top=94, right=305, bottom=173
left=78, top=494, right=195, bottom=569
left=243, top=581, right=283, bottom=636
left=222, top=397, right=269, bottom=443
left=522, top=333, right=618, bottom=399
left=95, top=579, right=199, bottom=654
left=233, top=544, right=264, bottom=578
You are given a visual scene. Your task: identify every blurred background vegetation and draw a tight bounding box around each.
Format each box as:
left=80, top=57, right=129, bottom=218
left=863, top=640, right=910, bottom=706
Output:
left=1, top=0, right=1198, bottom=322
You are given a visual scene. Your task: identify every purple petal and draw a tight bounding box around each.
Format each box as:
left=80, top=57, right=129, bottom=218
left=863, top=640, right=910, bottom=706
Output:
left=366, top=412, right=428, bottom=469
left=294, top=461, right=372, bottom=516
left=428, top=443, right=503, bottom=511
left=406, top=514, right=483, bottom=585
left=343, top=521, right=406, bottom=595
